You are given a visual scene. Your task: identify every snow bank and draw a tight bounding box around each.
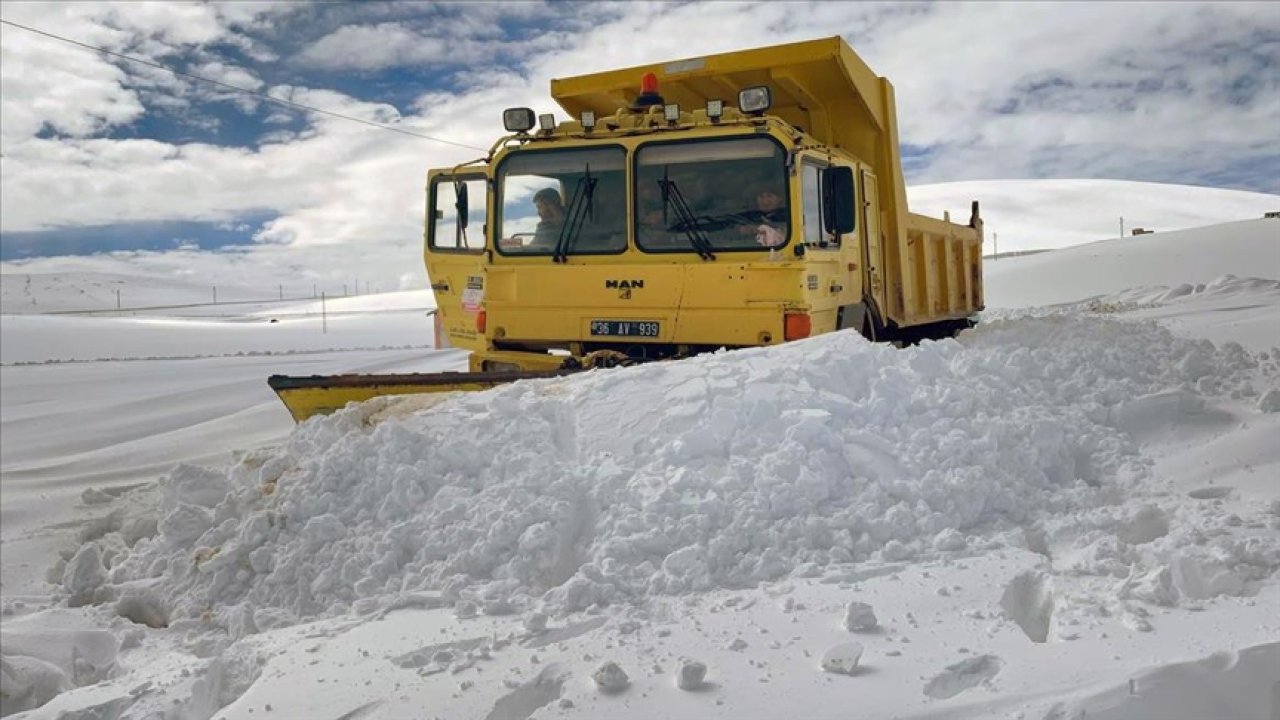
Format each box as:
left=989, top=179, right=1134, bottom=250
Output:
left=0, top=612, right=122, bottom=716
left=88, top=313, right=1278, bottom=644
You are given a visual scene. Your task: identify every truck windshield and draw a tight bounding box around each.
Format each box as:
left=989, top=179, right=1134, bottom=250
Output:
left=635, top=137, right=789, bottom=253
left=497, top=147, right=626, bottom=256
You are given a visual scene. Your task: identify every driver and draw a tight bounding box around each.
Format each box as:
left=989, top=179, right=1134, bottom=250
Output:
left=738, top=183, right=788, bottom=247
left=529, top=188, right=565, bottom=249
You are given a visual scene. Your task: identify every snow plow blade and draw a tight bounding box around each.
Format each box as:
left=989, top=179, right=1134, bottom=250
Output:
left=268, top=370, right=580, bottom=423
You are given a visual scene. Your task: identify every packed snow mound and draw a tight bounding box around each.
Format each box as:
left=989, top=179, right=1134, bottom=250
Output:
left=99, top=315, right=1276, bottom=638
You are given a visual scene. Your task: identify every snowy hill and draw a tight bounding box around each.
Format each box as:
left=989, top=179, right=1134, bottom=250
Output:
left=909, top=179, right=1279, bottom=254
left=0, top=271, right=270, bottom=315
left=1, top=213, right=1279, bottom=719
left=985, top=217, right=1279, bottom=308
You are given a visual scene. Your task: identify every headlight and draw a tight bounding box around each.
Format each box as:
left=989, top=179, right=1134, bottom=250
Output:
left=503, top=107, right=536, bottom=132
left=738, top=86, right=772, bottom=114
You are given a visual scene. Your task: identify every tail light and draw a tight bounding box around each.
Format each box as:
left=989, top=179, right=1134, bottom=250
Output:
left=476, top=310, right=487, bottom=333
left=784, top=312, right=811, bottom=341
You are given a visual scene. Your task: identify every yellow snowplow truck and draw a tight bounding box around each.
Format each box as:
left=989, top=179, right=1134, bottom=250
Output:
left=270, top=36, right=984, bottom=422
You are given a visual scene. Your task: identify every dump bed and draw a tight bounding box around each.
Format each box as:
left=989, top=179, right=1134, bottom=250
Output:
left=894, top=212, right=984, bottom=329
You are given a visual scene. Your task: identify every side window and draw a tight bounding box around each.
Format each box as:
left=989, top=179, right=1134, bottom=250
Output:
left=801, top=162, right=830, bottom=246
left=429, top=177, right=487, bottom=251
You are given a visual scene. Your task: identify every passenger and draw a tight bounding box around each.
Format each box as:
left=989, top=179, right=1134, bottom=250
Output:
left=737, top=183, right=788, bottom=247
left=529, top=187, right=565, bottom=249
left=637, top=182, right=675, bottom=247
left=680, top=171, right=717, bottom=215
left=579, top=181, right=626, bottom=252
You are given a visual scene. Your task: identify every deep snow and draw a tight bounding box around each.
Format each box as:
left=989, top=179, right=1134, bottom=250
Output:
left=2, top=210, right=1279, bottom=720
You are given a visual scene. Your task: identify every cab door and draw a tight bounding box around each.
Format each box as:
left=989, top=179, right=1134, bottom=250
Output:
left=425, top=170, right=489, bottom=352
left=860, top=169, right=886, bottom=314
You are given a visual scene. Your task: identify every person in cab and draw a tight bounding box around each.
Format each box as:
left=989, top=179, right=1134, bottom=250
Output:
left=737, top=182, right=788, bottom=247
left=529, top=187, right=566, bottom=249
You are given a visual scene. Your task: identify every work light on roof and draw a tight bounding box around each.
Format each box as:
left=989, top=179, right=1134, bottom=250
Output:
left=502, top=107, right=536, bottom=133
left=538, top=113, right=555, bottom=132
left=580, top=111, right=596, bottom=131
left=663, top=103, right=680, bottom=123
left=706, top=99, right=724, bottom=120
left=738, top=86, right=772, bottom=115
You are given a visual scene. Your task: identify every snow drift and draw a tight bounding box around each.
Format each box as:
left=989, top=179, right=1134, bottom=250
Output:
left=86, top=311, right=1279, bottom=644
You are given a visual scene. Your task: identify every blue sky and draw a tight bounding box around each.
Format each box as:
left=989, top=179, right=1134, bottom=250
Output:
left=0, top=1, right=1276, bottom=284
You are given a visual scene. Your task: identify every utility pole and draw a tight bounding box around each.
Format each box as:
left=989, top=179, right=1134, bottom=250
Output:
left=213, top=286, right=217, bottom=304
left=116, top=289, right=121, bottom=309
left=312, top=283, right=317, bottom=298
left=321, top=292, right=327, bottom=334
left=993, top=232, right=997, bottom=260
left=278, top=284, right=283, bottom=300
left=1120, top=216, right=1124, bottom=239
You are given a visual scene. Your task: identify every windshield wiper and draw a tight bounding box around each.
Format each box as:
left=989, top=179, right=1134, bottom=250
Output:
left=553, top=164, right=597, bottom=263
left=658, top=169, right=715, bottom=260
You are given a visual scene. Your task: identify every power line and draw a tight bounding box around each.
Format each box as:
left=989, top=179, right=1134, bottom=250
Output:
left=0, top=18, right=487, bottom=152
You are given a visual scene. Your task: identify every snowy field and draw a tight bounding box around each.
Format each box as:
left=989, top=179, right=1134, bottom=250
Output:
left=2, top=207, right=1279, bottom=719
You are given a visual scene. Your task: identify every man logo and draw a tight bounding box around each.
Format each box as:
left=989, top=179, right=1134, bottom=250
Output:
left=606, top=279, right=643, bottom=300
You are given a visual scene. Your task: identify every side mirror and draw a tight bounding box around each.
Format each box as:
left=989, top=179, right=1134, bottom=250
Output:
left=822, top=166, right=855, bottom=235
left=455, top=181, right=469, bottom=230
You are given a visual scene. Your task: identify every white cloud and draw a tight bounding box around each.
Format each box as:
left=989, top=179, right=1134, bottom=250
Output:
left=296, top=23, right=452, bottom=71
left=0, top=1, right=288, bottom=144
left=0, top=24, right=144, bottom=141
left=191, top=61, right=263, bottom=91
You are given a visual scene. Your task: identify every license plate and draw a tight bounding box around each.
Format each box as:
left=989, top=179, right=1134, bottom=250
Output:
left=589, top=320, right=660, bottom=337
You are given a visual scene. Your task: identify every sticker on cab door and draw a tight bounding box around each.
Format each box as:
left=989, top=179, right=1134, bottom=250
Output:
left=461, top=276, right=484, bottom=311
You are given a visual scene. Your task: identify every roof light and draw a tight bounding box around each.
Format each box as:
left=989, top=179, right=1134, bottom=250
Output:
left=537, top=113, right=555, bottom=132
left=706, top=99, right=724, bottom=121
left=632, top=72, right=665, bottom=110
left=502, top=107, right=536, bottom=133
left=738, top=86, right=772, bottom=115
left=580, top=110, right=596, bottom=131
left=663, top=103, right=680, bottom=123
left=641, top=72, right=659, bottom=94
